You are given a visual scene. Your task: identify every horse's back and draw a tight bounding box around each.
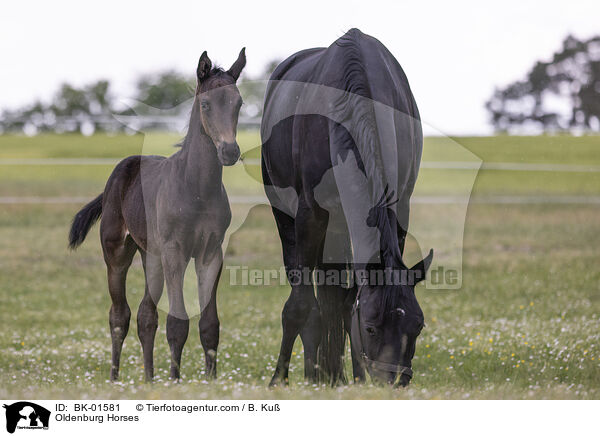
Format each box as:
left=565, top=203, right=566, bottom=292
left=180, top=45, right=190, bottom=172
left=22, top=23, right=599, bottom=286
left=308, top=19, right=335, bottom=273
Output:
left=265, top=28, right=420, bottom=120
left=262, top=28, right=423, bottom=226
left=103, top=154, right=165, bottom=202
left=102, top=154, right=166, bottom=250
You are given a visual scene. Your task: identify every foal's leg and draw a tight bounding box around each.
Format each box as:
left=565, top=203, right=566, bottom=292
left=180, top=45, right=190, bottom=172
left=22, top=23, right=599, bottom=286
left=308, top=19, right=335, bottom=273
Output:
left=137, top=251, right=164, bottom=381
left=161, top=247, right=190, bottom=380
left=195, top=250, right=223, bottom=379
left=102, top=233, right=138, bottom=381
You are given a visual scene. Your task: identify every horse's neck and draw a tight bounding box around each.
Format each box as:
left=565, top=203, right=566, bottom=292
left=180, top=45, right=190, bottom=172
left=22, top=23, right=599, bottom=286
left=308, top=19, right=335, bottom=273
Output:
left=179, top=129, right=223, bottom=197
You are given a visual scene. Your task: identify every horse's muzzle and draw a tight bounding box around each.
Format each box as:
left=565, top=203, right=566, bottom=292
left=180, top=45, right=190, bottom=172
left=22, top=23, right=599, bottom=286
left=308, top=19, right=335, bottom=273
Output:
left=218, top=142, right=241, bottom=166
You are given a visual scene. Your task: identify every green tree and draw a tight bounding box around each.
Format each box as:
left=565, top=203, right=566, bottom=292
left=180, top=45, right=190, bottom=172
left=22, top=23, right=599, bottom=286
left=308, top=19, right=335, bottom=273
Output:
left=486, top=34, right=600, bottom=132
left=135, top=71, right=194, bottom=111
left=238, top=58, right=281, bottom=119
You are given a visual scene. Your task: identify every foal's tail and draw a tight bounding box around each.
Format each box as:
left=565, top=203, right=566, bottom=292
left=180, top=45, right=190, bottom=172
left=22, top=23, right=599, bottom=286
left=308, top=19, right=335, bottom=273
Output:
left=68, top=194, right=103, bottom=249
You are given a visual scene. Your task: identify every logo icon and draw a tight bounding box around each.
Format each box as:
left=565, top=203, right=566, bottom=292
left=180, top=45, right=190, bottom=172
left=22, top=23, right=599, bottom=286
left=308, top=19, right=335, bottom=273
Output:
left=3, top=402, right=50, bottom=433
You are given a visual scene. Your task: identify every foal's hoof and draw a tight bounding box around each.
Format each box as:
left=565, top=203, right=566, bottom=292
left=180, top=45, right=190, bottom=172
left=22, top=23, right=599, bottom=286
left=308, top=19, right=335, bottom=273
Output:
left=110, top=368, right=119, bottom=382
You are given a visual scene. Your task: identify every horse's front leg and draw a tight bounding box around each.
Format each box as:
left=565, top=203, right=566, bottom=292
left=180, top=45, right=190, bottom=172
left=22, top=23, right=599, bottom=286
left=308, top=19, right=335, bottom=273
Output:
left=161, top=244, right=190, bottom=380
left=343, top=285, right=365, bottom=384
left=270, top=205, right=325, bottom=387
left=195, top=247, right=223, bottom=379
left=138, top=251, right=164, bottom=382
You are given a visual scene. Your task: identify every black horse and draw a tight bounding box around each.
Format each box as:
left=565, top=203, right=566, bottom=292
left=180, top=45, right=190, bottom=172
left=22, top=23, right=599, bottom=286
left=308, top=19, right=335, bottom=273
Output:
left=261, top=29, right=432, bottom=387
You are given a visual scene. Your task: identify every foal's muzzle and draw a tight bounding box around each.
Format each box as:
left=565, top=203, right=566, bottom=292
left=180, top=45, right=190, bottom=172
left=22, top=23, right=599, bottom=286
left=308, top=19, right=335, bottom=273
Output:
left=218, top=142, right=241, bottom=166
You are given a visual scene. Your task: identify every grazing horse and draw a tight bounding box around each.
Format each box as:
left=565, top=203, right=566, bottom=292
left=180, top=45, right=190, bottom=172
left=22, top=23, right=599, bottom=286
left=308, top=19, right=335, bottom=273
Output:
left=261, top=29, right=432, bottom=387
left=68, top=48, right=246, bottom=381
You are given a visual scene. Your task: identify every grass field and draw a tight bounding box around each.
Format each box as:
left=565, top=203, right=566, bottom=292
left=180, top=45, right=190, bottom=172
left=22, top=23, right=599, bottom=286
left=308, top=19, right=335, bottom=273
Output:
left=0, top=132, right=599, bottom=399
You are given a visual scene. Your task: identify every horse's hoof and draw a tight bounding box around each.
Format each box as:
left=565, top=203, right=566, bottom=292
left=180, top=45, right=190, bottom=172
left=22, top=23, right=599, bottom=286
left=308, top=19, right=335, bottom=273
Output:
left=353, top=376, right=366, bottom=385
left=110, top=369, right=119, bottom=382
left=204, top=365, right=217, bottom=381
left=268, top=377, right=289, bottom=388
left=170, top=366, right=181, bottom=380
left=394, top=375, right=411, bottom=388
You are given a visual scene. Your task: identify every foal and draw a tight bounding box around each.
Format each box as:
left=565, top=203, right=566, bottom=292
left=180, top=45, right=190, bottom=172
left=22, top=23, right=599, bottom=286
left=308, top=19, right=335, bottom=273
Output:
left=69, top=48, right=246, bottom=381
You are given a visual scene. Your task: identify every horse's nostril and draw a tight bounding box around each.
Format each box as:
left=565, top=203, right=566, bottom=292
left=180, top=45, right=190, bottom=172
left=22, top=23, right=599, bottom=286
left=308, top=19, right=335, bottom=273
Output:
left=228, top=149, right=240, bottom=162
left=219, top=143, right=240, bottom=165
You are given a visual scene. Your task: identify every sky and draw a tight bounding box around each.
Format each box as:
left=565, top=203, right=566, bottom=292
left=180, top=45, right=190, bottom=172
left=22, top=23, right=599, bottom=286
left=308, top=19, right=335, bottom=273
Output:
left=1, top=0, right=599, bottom=135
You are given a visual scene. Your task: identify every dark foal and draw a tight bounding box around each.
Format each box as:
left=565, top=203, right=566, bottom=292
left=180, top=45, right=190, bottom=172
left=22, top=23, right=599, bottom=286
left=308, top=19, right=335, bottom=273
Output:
left=69, top=48, right=246, bottom=381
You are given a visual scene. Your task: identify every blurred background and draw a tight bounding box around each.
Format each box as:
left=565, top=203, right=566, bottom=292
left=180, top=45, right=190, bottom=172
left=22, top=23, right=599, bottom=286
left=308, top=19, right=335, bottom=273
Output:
left=1, top=0, right=600, bottom=135
left=1, top=0, right=599, bottom=399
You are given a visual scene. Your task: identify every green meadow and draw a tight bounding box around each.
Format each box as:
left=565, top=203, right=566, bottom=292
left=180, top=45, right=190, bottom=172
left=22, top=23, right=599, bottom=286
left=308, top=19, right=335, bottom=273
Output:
left=0, top=132, right=598, bottom=399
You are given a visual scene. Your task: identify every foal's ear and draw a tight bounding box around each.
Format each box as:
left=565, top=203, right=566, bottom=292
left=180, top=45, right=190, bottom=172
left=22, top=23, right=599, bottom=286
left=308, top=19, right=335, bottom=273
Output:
left=410, top=249, right=433, bottom=284
left=227, top=47, right=246, bottom=81
left=197, top=51, right=212, bottom=82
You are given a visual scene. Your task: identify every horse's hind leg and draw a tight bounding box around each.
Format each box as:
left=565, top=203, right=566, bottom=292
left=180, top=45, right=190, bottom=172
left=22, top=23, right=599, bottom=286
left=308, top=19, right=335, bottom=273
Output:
left=138, top=251, right=163, bottom=382
left=102, top=231, right=138, bottom=381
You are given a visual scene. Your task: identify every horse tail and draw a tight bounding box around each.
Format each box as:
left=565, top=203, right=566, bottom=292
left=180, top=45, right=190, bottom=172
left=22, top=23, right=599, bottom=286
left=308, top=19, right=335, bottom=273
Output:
left=68, top=194, right=103, bottom=249
left=316, top=263, right=349, bottom=386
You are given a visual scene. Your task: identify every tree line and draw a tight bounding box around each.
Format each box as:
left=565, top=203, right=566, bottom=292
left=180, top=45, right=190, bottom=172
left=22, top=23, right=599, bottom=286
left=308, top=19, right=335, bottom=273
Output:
left=0, top=60, right=279, bottom=135
left=486, top=34, right=600, bottom=133
left=4, top=35, right=599, bottom=136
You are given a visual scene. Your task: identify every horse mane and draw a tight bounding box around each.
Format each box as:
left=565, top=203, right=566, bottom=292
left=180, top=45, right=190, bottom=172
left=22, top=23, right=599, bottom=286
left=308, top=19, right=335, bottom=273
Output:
left=208, top=66, right=226, bottom=77
left=334, top=31, right=417, bottom=310
left=368, top=188, right=402, bottom=264
left=333, top=29, right=388, bottom=200
left=366, top=187, right=414, bottom=311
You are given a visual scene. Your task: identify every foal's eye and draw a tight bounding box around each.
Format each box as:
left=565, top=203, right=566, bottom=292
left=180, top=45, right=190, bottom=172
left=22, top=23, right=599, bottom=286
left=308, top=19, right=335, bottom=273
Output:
left=366, top=326, right=376, bottom=336
left=395, top=308, right=406, bottom=316
left=201, top=101, right=210, bottom=111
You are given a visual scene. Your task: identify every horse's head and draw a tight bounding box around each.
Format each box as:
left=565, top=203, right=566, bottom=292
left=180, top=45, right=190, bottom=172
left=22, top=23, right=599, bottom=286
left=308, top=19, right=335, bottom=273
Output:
left=353, top=189, right=433, bottom=387
left=194, top=48, right=246, bottom=166
left=351, top=249, right=432, bottom=387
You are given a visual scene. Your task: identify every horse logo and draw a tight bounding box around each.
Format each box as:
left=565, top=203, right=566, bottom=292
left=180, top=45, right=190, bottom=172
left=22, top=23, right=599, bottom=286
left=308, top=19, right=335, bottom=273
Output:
left=3, top=402, right=50, bottom=433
